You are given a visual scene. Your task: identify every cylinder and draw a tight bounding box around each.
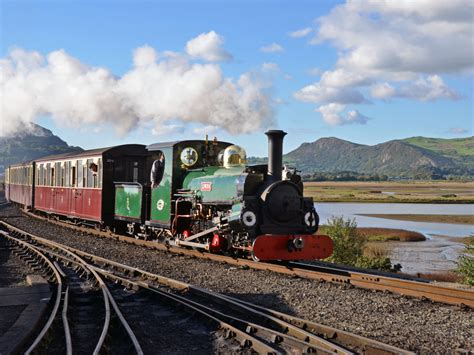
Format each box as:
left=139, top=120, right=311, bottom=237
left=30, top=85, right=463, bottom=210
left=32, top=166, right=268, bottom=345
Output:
left=265, top=130, right=287, bottom=182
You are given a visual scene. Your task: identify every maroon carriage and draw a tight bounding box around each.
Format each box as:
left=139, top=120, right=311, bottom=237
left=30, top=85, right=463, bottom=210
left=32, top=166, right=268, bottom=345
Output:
left=5, top=161, right=35, bottom=209
left=34, top=145, right=148, bottom=226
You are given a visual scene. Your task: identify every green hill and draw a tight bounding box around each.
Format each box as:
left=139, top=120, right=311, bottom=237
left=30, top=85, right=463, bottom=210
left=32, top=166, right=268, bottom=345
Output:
left=402, top=136, right=474, bottom=167
left=250, top=136, right=473, bottom=179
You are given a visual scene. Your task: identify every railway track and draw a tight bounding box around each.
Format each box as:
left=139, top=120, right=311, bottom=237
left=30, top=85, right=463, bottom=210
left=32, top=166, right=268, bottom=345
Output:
left=14, top=208, right=473, bottom=309
left=0, top=221, right=412, bottom=354
left=0, top=228, right=143, bottom=354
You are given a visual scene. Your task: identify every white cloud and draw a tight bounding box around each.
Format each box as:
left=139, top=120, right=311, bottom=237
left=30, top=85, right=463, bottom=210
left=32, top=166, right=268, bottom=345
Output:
left=185, top=31, right=232, bottom=62
left=260, top=43, right=284, bottom=53
left=316, top=103, right=370, bottom=126
left=320, top=68, right=373, bottom=88
left=133, top=45, right=158, bottom=67
left=313, top=0, right=473, bottom=75
left=371, top=76, right=460, bottom=101
left=294, top=83, right=367, bottom=105
left=449, top=127, right=469, bottom=134
left=398, top=75, right=460, bottom=101
left=371, top=82, right=396, bottom=100
left=294, top=0, right=470, bottom=126
left=346, top=110, right=370, bottom=125
left=0, top=43, right=273, bottom=137
left=261, top=62, right=280, bottom=72
left=289, top=27, right=312, bottom=38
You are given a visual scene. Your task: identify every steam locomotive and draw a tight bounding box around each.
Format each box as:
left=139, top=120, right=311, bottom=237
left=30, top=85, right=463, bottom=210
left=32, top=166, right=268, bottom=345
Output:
left=5, top=130, right=333, bottom=261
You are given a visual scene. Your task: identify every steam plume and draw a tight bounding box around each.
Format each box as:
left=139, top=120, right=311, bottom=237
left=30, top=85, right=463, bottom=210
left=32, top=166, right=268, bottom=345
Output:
left=0, top=34, right=273, bottom=137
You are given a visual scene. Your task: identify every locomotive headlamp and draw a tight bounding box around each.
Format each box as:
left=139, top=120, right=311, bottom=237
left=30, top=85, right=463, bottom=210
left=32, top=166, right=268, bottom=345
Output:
left=304, top=211, right=317, bottom=227
left=242, top=210, right=257, bottom=227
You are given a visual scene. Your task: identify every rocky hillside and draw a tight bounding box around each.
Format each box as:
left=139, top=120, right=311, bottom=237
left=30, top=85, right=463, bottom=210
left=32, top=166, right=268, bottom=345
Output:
left=0, top=124, right=82, bottom=174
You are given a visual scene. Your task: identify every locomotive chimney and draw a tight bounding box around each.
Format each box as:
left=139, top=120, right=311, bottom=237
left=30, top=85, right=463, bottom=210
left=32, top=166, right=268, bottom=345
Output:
left=265, top=130, right=287, bottom=182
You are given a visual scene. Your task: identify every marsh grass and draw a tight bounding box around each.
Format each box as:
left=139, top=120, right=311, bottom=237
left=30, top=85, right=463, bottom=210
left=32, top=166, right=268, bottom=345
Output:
left=358, top=227, right=426, bottom=242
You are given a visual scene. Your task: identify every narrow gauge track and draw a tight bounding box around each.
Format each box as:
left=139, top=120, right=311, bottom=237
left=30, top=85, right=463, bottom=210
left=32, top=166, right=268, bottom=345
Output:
left=0, top=221, right=412, bottom=354
left=0, top=229, right=143, bottom=354
left=18, top=209, right=474, bottom=309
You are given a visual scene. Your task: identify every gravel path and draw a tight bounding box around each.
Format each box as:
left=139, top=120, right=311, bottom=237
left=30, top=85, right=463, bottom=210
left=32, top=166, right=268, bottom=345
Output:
left=1, top=204, right=472, bottom=353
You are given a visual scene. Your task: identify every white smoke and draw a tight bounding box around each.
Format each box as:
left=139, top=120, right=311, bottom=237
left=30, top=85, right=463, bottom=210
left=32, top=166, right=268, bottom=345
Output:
left=0, top=33, right=273, bottom=137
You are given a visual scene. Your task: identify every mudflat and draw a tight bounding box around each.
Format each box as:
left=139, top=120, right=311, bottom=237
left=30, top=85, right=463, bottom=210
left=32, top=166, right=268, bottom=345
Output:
left=305, top=181, right=474, bottom=203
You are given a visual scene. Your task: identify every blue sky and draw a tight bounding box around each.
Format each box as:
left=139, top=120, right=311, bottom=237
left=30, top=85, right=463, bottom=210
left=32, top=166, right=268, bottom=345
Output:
left=1, top=0, right=473, bottom=156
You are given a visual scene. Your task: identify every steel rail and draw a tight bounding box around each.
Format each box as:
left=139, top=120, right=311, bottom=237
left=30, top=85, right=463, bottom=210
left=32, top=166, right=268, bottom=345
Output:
left=0, top=231, right=65, bottom=354
left=22, top=233, right=409, bottom=354
left=89, top=258, right=410, bottom=354
left=12, top=212, right=474, bottom=308
left=0, top=224, right=143, bottom=355
left=287, top=261, right=474, bottom=308
left=219, top=294, right=413, bottom=355
left=95, top=267, right=310, bottom=354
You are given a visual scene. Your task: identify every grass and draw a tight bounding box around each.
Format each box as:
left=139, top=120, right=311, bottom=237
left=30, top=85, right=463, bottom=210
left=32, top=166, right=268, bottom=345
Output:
left=358, top=214, right=474, bottom=225
left=357, top=227, right=426, bottom=242
left=304, top=180, right=474, bottom=203
left=318, top=226, right=426, bottom=242
left=413, top=272, right=463, bottom=283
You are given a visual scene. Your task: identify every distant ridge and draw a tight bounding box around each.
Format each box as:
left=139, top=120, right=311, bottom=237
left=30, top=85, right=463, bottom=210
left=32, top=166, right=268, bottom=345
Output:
left=0, top=124, right=83, bottom=174
left=250, top=136, right=473, bottom=178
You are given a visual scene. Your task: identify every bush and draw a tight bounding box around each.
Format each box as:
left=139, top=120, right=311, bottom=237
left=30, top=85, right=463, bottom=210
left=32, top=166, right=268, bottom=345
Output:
left=457, top=242, right=474, bottom=286
left=324, top=217, right=365, bottom=266
left=323, top=216, right=401, bottom=272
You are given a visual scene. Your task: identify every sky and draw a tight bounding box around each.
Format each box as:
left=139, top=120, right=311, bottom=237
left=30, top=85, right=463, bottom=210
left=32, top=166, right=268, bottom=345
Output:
left=1, top=0, right=473, bottom=156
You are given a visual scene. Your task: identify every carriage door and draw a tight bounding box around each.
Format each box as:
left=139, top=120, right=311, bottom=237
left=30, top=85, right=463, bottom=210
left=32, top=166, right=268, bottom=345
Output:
left=72, top=160, right=84, bottom=216
left=150, top=148, right=172, bottom=226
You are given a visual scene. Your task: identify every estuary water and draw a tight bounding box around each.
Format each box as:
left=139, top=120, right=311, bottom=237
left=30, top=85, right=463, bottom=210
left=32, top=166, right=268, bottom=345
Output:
left=314, top=202, right=474, bottom=273
left=315, top=202, right=474, bottom=238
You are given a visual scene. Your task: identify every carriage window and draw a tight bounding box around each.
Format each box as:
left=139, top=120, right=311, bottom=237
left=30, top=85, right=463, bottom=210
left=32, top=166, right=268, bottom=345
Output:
left=77, top=160, right=83, bottom=188
left=55, top=162, right=61, bottom=187
left=87, top=159, right=97, bottom=188
left=61, top=163, right=65, bottom=186
left=71, top=166, right=76, bottom=187
left=43, top=165, right=47, bottom=186
left=98, top=158, right=103, bottom=188
left=64, top=162, right=70, bottom=187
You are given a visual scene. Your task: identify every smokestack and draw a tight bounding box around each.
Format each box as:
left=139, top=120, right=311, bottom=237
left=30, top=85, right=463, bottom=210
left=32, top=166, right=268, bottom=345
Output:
left=265, top=130, right=287, bottom=182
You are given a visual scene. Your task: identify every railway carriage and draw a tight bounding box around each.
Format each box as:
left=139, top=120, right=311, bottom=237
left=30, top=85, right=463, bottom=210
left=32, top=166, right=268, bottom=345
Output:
left=5, top=161, right=35, bottom=209
left=33, top=145, right=148, bottom=225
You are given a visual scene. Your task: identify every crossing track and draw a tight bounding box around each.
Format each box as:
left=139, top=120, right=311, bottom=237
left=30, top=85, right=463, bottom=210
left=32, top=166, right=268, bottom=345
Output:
left=0, top=220, right=413, bottom=354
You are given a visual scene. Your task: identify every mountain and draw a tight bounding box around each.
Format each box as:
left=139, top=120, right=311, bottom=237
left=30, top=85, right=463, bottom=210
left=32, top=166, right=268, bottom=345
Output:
left=250, top=136, right=474, bottom=178
left=0, top=124, right=83, bottom=174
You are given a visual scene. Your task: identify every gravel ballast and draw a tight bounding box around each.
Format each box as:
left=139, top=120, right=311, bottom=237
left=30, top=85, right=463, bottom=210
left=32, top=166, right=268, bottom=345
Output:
left=0, top=204, right=472, bottom=353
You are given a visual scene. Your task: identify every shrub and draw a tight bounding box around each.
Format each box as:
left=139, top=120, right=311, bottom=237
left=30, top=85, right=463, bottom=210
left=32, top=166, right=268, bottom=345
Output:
left=323, top=216, right=401, bottom=272
left=324, top=216, right=365, bottom=266
left=457, top=242, right=474, bottom=286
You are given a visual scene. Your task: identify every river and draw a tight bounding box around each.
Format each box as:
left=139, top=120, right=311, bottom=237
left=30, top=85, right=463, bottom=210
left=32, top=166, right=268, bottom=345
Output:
left=315, top=202, right=474, bottom=273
